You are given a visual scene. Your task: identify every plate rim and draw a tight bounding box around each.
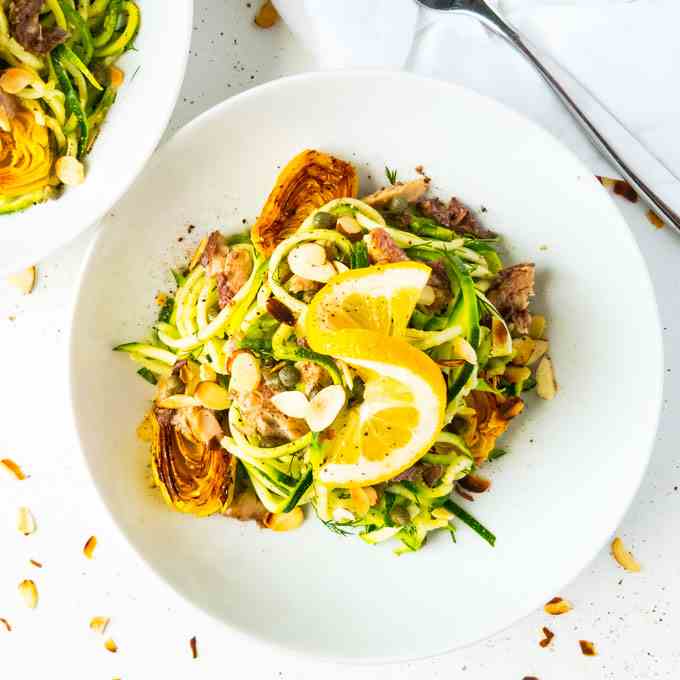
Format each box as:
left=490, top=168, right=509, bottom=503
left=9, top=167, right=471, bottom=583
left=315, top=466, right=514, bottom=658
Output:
left=67, top=69, right=664, bottom=663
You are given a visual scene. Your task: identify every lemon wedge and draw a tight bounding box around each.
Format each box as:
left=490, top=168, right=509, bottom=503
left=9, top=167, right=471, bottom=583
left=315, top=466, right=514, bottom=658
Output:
left=306, top=261, right=431, bottom=351
left=317, top=330, right=446, bottom=487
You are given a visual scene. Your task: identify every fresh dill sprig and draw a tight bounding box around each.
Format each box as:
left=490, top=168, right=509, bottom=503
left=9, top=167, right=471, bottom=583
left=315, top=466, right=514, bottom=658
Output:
left=385, top=166, right=398, bottom=185
left=320, top=518, right=355, bottom=536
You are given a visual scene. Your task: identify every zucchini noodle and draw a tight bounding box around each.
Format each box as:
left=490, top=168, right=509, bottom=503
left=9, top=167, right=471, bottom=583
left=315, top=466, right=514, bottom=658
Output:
left=0, top=0, right=140, bottom=213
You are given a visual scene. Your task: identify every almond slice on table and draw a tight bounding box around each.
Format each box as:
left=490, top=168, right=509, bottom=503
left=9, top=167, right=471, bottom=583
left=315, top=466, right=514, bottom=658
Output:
left=83, top=535, right=97, bottom=559
left=104, top=638, right=118, bottom=653
left=7, top=266, right=36, bottom=295
left=611, top=536, right=641, bottom=572
left=536, top=356, right=558, bottom=400
left=544, top=596, right=572, bottom=615
left=18, top=580, right=37, bottom=609
left=17, top=507, right=36, bottom=535
left=89, top=616, right=110, bottom=634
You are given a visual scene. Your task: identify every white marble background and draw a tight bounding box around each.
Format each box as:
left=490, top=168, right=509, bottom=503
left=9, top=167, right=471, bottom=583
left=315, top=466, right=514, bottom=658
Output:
left=0, top=1, right=678, bottom=678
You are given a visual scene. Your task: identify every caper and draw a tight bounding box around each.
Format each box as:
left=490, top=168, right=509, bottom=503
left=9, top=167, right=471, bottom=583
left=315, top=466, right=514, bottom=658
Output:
left=312, top=211, right=337, bottom=229
left=350, top=377, right=365, bottom=404
left=279, top=364, right=301, bottom=388
left=390, top=505, right=410, bottom=526
left=388, top=195, right=409, bottom=214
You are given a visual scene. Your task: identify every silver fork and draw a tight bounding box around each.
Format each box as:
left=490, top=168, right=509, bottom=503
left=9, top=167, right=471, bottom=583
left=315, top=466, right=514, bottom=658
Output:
left=416, top=0, right=680, bottom=234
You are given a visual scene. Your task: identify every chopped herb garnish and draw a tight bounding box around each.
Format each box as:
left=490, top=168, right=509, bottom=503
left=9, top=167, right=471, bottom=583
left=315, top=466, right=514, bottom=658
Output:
left=385, top=166, right=398, bottom=185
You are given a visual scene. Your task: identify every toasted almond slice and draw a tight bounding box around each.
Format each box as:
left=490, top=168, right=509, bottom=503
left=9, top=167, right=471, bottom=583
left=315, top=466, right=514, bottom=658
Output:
left=333, top=260, right=349, bottom=274
left=254, top=0, right=279, bottom=28
left=189, top=635, right=198, bottom=659
left=0, top=617, right=11, bottom=632
left=55, top=156, right=85, bottom=186
left=1, top=458, right=26, bottom=480
left=264, top=507, right=304, bottom=531
left=539, top=626, right=554, bottom=648
left=18, top=579, right=37, bottom=609
left=536, top=356, right=558, bottom=400
left=229, top=351, right=261, bottom=394
left=336, top=216, right=363, bottom=241
left=188, top=236, right=208, bottom=271
left=266, top=298, right=296, bottom=325
left=544, top=596, right=572, bottom=615
left=350, top=487, right=370, bottom=516
left=89, top=616, right=110, bottom=634
left=305, top=384, right=345, bottom=432
left=157, top=394, right=201, bottom=409
left=270, top=390, right=309, bottom=419
left=503, top=365, right=531, bottom=384
left=17, top=507, right=36, bottom=535
left=529, top=314, right=546, bottom=339
left=418, top=285, right=435, bottom=307
left=579, top=640, right=597, bottom=656
left=0, top=67, right=35, bottom=93
left=104, top=638, right=118, bottom=653
left=364, top=486, right=378, bottom=506
left=527, top=339, right=549, bottom=366
left=459, top=474, right=491, bottom=494
left=646, top=209, right=664, bottom=229
left=491, top=316, right=512, bottom=356
left=194, top=381, right=231, bottom=410
left=179, top=361, right=200, bottom=395
left=288, top=243, right=336, bottom=283
left=452, top=336, right=477, bottom=364
left=7, top=266, right=36, bottom=295
left=83, top=535, right=97, bottom=559
left=611, top=536, right=641, bottom=572
left=511, top=336, right=535, bottom=365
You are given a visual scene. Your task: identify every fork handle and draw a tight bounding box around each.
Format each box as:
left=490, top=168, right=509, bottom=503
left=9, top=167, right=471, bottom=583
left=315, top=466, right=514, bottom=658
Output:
left=466, top=1, right=680, bottom=233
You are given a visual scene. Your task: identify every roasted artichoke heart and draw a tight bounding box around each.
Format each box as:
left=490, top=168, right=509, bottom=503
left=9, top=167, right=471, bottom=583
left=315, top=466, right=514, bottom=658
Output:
left=150, top=408, right=236, bottom=517
left=251, top=149, right=358, bottom=255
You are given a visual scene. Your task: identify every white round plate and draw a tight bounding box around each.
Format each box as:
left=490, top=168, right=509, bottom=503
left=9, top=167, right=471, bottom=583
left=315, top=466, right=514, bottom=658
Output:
left=0, top=0, right=193, bottom=275
left=69, top=72, right=662, bottom=662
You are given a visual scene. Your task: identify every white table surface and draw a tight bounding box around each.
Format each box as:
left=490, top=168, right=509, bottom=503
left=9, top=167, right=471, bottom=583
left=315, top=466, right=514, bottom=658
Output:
left=1, top=2, right=678, bottom=678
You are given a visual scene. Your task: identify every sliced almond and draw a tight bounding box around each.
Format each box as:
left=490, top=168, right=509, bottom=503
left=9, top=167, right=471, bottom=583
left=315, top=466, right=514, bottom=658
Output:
left=431, top=506, right=453, bottom=520
left=157, top=394, right=201, bottom=409
left=459, top=474, right=491, bottom=494
left=539, top=626, right=554, bottom=648
left=336, top=215, right=363, bottom=241
left=511, top=336, right=535, bottom=365
left=536, top=356, right=558, bottom=400
left=18, top=579, right=37, bottom=609
left=528, top=314, right=546, bottom=339
left=0, top=618, right=11, bottom=632
left=55, top=156, right=85, bottom=186
left=194, top=381, right=231, bottom=410
left=270, top=390, right=309, bottom=419
left=104, top=638, right=118, bottom=653
left=229, top=351, right=261, bottom=394
left=333, top=260, right=349, bottom=274
left=350, top=487, right=370, bottom=516
left=418, top=285, right=435, bottom=307
left=188, top=236, right=208, bottom=271
left=83, top=535, right=97, bottom=559
left=1, top=458, right=26, bottom=480
left=288, top=243, right=336, bottom=283
left=266, top=298, right=296, bottom=325
left=364, top=486, right=378, bottom=506
left=188, top=408, right=223, bottom=444
left=264, top=506, right=304, bottom=532
left=579, top=640, right=597, bottom=656
left=491, top=316, right=512, bottom=356
left=452, top=336, right=477, bottom=364
left=179, top=361, right=200, bottom=395
left=89, top=616, right=110, bottom=634
left=17, top=507, right=36, bottom=535
left=503, top=365, right=531, bottom=384
left=611, top=536, right=641, bottom=572
left=254, top=0, right=279, bottom=28
left=189, top=635, right=198, bottom=659
left=305, top=384, right=345, bottom=432
left=526, top=339, right=549, bottom=366
left=7, top=266, right=36, bottom=295
left=544, top=596, right=572, bottom=615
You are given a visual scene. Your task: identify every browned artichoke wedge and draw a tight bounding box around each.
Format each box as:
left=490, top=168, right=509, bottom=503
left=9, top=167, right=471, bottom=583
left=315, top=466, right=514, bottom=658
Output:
left=251, top=149, right=358, bottom=255
left=150, top=408, right=236, bottom=517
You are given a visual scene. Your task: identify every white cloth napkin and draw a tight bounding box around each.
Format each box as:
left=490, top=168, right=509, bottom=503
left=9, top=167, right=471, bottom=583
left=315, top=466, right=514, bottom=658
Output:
left=273, top=0, right=680, bottom=178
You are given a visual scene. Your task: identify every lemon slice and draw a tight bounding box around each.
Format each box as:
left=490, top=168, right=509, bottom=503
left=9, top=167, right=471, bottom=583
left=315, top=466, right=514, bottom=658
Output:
left=306, top=262, right=431, bottom=351
left=318, top=330, right=446, bottom=487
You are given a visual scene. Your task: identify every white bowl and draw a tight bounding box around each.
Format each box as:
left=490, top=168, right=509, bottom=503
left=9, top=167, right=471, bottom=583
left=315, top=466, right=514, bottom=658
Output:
left=0, top=1, right=193, bottom=275
left=69, top=71, right=662, bottom=662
